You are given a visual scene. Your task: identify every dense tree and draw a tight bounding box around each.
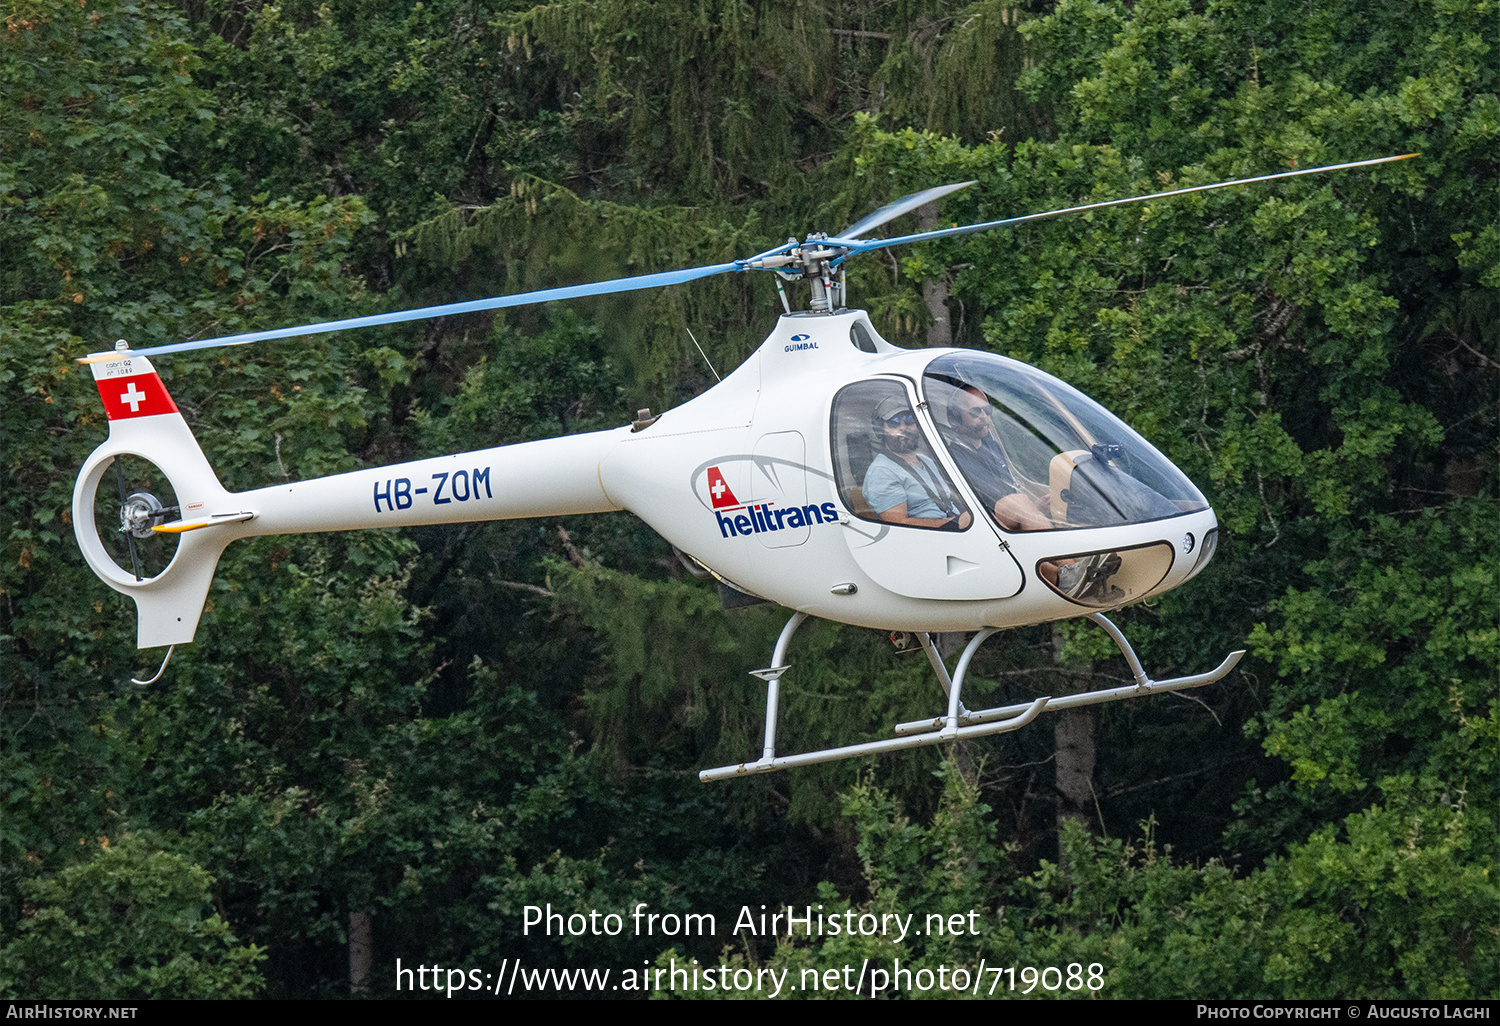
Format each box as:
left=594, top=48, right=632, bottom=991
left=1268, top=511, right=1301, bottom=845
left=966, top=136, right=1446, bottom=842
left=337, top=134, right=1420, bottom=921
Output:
left=2, top=0, right=1493, bottom=999
left=1, top=836, right=265, bottom=999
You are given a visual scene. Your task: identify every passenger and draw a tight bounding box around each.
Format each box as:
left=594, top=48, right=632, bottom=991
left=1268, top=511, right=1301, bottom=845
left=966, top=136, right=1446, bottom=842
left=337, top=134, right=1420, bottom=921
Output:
left=862, top=396, right=971, bottom=531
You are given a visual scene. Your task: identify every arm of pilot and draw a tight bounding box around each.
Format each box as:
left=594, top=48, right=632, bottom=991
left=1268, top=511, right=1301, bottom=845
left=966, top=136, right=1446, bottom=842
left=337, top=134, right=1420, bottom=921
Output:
left=877, top=503, right=973, bottom=531
left=990, top=492, right=1052, bottom=532
left=948, top=442, right=1049, bottom=531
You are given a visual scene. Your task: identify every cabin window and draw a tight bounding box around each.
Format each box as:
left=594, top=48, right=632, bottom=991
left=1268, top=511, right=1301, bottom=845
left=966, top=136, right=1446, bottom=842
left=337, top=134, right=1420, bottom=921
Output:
left=830, top=380, right=970, bottom=532
left=923, top=353, right=1208, bottom=531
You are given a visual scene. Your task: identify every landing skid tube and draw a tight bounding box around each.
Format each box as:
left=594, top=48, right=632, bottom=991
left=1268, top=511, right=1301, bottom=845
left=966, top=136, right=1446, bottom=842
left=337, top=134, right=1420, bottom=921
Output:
left=698, top=612, right=1244, bottom=783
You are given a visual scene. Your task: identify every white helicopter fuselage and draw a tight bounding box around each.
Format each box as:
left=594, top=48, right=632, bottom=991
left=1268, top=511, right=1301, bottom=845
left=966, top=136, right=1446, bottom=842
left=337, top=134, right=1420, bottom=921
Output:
left=605, top=310, right=1216, bottom=631
left=82, top=158, right=1416, bottom=772
left=76, top=310, right=1217, bottom=647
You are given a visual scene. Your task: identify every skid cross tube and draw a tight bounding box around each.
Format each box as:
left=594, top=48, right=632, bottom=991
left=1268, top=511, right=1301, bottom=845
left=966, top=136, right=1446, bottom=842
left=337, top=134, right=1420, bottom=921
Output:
left=751, top=610, right=808, bottom=763
left=699, top=611, right=1242, bottom=781
left=699, top=615, right=1048, bottom=782
left=893, top=612, right=1245, bottom=737
left=917, top=631, right=970, bottom=719
left=943, top=627, right=1001, bottom=735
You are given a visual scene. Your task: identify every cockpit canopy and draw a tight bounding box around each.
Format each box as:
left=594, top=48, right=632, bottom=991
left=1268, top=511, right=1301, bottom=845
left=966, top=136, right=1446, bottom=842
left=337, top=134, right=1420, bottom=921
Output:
left=828, top=353, right=1208, bottom=536
left=923, top=352, right=1208, bottom=531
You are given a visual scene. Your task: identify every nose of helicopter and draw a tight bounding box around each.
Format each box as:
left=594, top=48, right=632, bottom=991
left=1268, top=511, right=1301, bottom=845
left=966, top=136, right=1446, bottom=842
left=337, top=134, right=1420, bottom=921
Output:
left=1184, top=525, right=1219, bottom=581
left=1037, top=523, right=1219, bottom=607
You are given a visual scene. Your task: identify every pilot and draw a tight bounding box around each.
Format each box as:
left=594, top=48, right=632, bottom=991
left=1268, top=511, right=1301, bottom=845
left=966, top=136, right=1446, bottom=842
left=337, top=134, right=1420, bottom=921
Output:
left=944, top=385, right=1052, bottom=533
left=944, top=385, right=1106, bottom=595
left=863, top=396, right=972, bottom=531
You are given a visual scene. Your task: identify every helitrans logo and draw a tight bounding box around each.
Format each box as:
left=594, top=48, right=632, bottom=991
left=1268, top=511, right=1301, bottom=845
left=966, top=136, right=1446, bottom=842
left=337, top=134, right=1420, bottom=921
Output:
left=704, top=465, right=838, bottom=539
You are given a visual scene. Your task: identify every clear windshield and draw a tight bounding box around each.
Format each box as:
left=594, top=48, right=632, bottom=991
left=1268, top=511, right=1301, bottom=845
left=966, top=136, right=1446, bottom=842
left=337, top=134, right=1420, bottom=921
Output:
left=923, top=353, right=1207, bottom=532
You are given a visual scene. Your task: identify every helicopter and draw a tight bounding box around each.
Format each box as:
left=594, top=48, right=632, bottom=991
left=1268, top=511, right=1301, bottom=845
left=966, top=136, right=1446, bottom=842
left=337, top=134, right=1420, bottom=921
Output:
left=73, top=154, right=1414, bottom=781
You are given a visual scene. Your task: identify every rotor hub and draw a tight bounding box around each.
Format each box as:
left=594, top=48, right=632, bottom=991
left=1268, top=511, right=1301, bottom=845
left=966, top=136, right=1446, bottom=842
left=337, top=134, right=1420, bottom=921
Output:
left=750, top=234, right=850, bottom=313
left=120, top=491, right=166, bottom=539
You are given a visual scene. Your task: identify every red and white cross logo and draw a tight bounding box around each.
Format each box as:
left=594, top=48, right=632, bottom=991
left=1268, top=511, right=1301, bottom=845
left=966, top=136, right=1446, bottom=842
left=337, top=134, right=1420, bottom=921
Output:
left=705, top=466, right=740, bottom=509
left=94, top=370, right=177, bottom=420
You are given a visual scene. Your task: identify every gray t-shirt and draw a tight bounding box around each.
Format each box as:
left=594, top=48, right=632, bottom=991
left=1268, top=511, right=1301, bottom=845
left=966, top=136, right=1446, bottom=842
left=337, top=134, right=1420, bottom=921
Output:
left=863, top=453, right=958, bottom=520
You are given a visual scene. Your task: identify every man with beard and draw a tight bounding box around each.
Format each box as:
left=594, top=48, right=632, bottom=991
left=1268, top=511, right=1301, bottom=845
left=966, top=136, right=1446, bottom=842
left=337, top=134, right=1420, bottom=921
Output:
left=943, top=385, right=1052, bottom=533
left=941, top=384, right=1108, bottom=596
left=862, top=396, right=972, bottom=531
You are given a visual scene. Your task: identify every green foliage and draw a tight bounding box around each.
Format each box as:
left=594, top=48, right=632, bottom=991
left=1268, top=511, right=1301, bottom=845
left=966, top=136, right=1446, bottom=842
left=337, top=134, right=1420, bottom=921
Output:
left=1249, top=503, right=1498, bottom=804
left=1255, top=777, right=1498, bottom=999
left=400, top=0, right=1051, bottom=380
left=675, top=767, right=1026, bottom=1000
left=511, top=0, right=1042, bottom=204
left=0, top=836, right=265, bottom=999
left=1015, top=783, right=1498, bottom=998
left=691, top=772, right=1496, bottom=998
left=2, top=0, right=1493, bottom=1000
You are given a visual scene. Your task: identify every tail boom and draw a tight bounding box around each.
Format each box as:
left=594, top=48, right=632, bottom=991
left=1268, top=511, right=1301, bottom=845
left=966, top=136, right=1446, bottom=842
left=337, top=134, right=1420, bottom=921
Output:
left=234, top=430, right=627, bottom=537
left=75, top=350, right=628, bottom=649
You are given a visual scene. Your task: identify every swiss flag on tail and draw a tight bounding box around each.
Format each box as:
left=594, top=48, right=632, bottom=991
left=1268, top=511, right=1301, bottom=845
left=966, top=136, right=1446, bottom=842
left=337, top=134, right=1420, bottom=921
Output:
left=705, top=466, right=740, bottom=509
left=91, top=357, right=179, bottom=420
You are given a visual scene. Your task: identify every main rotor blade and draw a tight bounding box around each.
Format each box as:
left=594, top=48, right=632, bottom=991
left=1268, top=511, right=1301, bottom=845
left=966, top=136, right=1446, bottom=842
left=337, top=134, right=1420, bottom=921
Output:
left=84, top=260, right=744, bottom=362
left=840, top=180, right=977, bottom=240
left=830, top=154, right=1418, bottom=256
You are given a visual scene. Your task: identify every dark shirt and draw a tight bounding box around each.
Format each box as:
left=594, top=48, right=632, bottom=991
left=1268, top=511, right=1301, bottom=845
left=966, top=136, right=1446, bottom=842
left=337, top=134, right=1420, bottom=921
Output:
left=948, top=436, right=1016, bottom=516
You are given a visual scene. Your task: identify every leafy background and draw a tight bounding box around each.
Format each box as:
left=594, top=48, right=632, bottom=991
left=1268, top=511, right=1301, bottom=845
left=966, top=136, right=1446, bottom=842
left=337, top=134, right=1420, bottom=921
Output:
left=1, top=0, right=1495, bottom=999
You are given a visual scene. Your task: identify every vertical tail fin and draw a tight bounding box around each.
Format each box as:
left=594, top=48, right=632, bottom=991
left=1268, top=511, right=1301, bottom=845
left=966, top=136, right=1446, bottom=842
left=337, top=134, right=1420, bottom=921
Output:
left=73, top=350, right=241, bottom=648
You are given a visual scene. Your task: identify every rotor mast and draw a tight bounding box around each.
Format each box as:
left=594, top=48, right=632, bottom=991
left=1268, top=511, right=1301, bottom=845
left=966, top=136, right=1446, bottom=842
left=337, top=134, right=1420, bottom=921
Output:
left=740, top=234, right=850, bottom=313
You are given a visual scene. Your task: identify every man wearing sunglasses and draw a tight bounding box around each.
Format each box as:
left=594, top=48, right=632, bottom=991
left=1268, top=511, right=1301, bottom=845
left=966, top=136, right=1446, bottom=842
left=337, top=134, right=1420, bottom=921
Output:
left=942, top=385, right=1115, bottom=595
left=944, top=385, right=1053, bottom=533
left=862, top=395, right=972, bottom=531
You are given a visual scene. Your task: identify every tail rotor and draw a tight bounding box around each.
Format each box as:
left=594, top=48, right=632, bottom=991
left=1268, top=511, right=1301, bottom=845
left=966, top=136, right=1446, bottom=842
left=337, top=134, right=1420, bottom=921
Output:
left=105, top=454, right=181, bottom=581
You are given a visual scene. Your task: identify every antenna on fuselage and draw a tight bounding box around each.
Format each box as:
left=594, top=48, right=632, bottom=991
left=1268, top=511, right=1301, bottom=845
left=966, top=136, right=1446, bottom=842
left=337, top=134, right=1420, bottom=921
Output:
left=685, top=327, right=721, bottom=382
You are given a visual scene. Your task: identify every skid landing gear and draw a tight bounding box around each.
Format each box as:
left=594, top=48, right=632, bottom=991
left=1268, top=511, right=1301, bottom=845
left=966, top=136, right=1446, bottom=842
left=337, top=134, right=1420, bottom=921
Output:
left=699, top=613, right=1244, bottom=783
